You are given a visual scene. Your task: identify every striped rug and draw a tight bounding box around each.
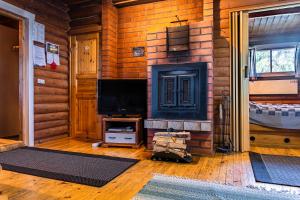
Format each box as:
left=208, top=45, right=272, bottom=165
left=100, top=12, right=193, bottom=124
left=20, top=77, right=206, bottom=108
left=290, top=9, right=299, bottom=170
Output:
left=133, top=175, right=300, bottom=200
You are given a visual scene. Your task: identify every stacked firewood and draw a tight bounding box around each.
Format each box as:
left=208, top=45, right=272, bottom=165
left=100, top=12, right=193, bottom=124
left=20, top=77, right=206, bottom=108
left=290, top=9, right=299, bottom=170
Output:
left=153, top=132, right=191, bottom=158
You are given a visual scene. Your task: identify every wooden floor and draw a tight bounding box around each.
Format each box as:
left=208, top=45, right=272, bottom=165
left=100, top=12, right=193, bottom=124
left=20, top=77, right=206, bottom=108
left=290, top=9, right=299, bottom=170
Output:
left=1, top=137, right=300, bottom=200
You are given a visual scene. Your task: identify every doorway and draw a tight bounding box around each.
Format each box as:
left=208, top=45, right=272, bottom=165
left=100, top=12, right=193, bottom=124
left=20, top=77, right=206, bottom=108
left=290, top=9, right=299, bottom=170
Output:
left=0, top=14, right=21, bottom=140
left=0, top=0, right=35, bottom=146
left=230, top=2, right=300, bottom=152
left=248, top=7, right=300, bottom=148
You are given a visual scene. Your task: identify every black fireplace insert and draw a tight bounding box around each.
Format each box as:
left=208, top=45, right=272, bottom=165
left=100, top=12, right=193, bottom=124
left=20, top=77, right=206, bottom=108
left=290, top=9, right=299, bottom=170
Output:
left=151, top=62, right=207, bottom=120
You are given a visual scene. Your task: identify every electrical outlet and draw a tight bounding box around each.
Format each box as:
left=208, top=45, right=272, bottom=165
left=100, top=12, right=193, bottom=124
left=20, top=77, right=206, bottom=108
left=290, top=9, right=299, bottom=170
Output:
left=37, top=79, right=45, bottom=85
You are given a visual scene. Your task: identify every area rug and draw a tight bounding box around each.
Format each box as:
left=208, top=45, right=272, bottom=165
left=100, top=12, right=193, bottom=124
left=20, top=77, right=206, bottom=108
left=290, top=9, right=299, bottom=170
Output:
left=0, top=147, right=138, bottom=187
left=250, top=152, right=300, bottom=187
left=133, top=174, right=300, bottom=200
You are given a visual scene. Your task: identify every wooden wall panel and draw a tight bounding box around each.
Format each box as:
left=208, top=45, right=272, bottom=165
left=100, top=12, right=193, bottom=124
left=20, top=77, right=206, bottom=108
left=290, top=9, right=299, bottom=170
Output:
left=3, top=0, right=70, bottom=141
left=101, top=0, right=118, bottom=79
left=67, top=0, right=102, bottom=35
left=77, top=39, right=98, bottom=75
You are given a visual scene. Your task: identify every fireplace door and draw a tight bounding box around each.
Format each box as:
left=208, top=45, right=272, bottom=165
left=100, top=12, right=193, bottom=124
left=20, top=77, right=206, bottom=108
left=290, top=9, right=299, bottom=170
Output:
left=152, top=63, right=207, bottom=120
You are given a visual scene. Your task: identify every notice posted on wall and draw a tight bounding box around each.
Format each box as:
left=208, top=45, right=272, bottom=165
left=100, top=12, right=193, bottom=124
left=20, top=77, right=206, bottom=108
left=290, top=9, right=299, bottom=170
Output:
left=33, top=22, right=45, bottom=43
left=46, top=42, right=60, bottom=66
left=33, top=45, right=46, bottom=67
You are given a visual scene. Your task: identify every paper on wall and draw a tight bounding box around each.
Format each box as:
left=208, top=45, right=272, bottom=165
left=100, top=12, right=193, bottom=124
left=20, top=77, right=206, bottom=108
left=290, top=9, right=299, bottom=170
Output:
left=33, top=45, right=46, bottom=67
left=46, top=42, right=60, bottom=66
left=46, top=53, right=60, bottom=66
left=33, top=22, right=45, bottom=43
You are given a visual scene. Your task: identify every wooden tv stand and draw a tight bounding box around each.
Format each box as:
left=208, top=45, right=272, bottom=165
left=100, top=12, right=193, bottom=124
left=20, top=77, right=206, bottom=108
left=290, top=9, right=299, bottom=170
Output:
left=102, top=117, right=143, bottom=148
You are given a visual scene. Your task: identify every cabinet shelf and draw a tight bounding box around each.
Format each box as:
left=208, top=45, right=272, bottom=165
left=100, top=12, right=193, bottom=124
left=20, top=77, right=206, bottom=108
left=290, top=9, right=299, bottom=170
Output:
left=102, top=117, right=143, bottom=148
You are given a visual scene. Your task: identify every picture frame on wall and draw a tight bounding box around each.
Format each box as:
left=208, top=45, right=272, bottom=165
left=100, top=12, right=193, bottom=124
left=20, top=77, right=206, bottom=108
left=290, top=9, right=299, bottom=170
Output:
left=133, top=47, right=145, bottom=57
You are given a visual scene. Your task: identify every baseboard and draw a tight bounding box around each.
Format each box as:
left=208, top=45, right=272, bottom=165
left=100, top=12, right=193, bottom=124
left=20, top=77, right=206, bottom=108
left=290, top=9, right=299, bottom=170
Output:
left=35, top=134, right=69, bottom=144
left=251, top=133, right=300, bottom=149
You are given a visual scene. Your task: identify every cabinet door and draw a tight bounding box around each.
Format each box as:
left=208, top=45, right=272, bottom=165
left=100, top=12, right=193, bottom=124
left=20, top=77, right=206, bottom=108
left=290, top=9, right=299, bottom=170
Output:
left=70, top=33, right=101, bottom=139
left=160, top=75, right=177, bottom=107
left=178, top=74, right=196, bottom=107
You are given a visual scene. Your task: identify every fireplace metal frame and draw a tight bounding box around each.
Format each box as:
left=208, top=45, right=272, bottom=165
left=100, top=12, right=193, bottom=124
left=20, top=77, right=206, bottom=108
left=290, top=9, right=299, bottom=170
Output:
left=151, top=62, right=208, bottom=120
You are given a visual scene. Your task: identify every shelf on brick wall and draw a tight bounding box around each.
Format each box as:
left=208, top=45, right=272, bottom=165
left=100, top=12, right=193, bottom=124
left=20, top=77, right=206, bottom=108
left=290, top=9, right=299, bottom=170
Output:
left=144, top=119, right=212, bottom=132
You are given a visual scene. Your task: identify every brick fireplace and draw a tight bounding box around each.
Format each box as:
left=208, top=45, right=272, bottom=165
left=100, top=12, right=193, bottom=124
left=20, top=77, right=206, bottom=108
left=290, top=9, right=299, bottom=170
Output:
left=145, top=21, right=214, bottom=155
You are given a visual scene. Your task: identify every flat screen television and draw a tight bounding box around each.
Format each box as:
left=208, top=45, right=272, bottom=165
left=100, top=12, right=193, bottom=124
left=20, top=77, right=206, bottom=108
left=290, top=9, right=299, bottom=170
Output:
left=98, top=79, right=147, bottom=116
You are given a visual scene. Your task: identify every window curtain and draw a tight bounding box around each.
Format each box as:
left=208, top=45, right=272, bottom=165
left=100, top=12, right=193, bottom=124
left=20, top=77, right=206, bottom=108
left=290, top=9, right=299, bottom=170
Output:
left=248, top=48, right=257, bottom=81
left=295, top=45, right=300, bottom=78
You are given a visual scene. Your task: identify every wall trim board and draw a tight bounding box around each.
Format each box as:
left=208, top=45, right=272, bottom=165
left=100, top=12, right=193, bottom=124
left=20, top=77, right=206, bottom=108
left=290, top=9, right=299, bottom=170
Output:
left=249, top=79, right=299, bottom=95
left=229, top=0, right=300, bottom=13
left=0, top=0, right=35, bottom=146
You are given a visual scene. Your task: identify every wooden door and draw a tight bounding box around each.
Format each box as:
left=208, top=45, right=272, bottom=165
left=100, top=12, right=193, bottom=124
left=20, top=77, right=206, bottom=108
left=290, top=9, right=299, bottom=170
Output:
left=70, top=33, right=101, bottom=139
left=230, top=11, right=250, bottom=152
left=0, top=23, right=21, bottom=139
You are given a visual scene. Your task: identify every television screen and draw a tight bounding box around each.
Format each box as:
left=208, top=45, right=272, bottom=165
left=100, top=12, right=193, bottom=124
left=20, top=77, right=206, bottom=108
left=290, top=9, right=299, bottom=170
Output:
left=98, top=80, right=147, bottom=116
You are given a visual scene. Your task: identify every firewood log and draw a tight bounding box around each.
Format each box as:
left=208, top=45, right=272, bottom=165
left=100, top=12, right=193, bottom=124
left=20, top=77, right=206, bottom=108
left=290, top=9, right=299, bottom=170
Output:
left=153, top=146, right=186, bottom=158
left=155, top=141, right=187, bottom=150
left=153, top=136, right=186, bottom=144
left=154, top=132, right=191, bottom=140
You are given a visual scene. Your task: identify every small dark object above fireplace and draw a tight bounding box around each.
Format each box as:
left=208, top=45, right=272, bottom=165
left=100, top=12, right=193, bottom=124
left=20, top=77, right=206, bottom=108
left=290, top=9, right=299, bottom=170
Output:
left=152, top=62, right=208, bottom=120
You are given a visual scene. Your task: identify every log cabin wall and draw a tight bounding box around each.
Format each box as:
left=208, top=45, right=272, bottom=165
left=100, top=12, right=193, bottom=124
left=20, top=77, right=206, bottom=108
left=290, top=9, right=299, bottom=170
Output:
left=68, top=0, right=102, bottom=35
left=212, top=0, right=300, bottom=145
left=117, top=0, right=204, bottom=79
left=2, top=0, right=70, bottom=142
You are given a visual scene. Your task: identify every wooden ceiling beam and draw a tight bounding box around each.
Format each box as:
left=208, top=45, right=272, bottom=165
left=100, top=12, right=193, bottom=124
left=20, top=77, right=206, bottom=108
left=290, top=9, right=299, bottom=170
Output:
left=250, top=7, right=300, bottom=18
left=113, top=0, right=165, bottom=8
left=250, top=32, right=300, bottom=46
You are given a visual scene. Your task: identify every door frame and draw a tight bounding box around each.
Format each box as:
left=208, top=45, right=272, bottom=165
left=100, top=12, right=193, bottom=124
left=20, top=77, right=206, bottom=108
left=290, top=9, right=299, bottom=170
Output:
left=0, top=0, right=35, bottom=146
left=229, top=1, right=300, bottom=151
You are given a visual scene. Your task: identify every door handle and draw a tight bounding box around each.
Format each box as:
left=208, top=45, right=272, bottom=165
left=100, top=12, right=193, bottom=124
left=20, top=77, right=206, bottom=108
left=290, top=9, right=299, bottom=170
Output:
left=244, top=66, right=249, bottom=78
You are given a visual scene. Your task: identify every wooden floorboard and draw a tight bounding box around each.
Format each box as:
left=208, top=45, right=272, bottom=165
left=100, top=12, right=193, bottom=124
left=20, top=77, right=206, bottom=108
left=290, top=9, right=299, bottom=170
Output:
left=0, top=137, right=300, bottom=199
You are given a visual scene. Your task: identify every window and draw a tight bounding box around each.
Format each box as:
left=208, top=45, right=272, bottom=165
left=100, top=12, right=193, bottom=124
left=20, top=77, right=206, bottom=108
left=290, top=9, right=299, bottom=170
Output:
left=255, top=48, right=296, bottom=74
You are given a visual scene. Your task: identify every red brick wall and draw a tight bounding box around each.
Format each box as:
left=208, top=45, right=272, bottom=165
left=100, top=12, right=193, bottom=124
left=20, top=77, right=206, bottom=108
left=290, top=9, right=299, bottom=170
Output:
left=117, top=0, right=204, bottom=79
left=101, top=0, right=118, bottom=79
left=146, top=21, right=214, bottom=155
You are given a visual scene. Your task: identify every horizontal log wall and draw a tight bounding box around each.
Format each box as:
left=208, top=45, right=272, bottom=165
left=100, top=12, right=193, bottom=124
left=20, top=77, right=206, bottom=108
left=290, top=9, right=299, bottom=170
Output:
left=68, top=0, right=102, bottom=35
left=3, top=0, right=70, bottom=141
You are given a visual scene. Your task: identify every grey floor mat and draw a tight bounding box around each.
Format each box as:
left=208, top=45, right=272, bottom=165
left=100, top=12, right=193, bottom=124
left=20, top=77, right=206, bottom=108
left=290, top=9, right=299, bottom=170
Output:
left=250, top=152, right=300, bottom=187
left=0, top=147, right=139, bottom=187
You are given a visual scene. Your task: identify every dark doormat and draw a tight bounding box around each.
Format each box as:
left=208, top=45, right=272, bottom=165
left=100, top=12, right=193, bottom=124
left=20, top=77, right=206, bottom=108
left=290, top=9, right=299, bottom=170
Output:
left=249, top=152, right=300, bottom=187
left=0, top=147, right=139, bottom=187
